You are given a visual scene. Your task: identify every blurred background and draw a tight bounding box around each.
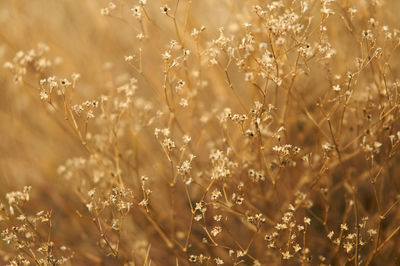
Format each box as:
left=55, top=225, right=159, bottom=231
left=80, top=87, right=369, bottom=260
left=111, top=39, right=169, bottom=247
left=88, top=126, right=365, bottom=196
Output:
left=1, top=0, right=400, bottom=265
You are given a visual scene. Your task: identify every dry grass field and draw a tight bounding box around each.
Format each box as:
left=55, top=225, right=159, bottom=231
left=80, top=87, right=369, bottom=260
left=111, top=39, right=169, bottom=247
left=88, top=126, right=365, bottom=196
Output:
left=1, top=0, right=400, bottom=265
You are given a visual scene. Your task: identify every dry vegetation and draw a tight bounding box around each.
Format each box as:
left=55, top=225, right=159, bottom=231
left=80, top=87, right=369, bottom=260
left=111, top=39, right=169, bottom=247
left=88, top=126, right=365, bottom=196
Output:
left=1, top=0, right=400, bottom=265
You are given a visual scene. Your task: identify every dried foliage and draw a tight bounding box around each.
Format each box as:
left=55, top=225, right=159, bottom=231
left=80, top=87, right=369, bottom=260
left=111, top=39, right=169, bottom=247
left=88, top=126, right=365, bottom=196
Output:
left=1, top=0, right=400, bottom=265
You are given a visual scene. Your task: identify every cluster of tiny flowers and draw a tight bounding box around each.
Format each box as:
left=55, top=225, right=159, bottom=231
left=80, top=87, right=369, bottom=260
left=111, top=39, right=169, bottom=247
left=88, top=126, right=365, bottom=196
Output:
left=3, top=43, right=52, bottom=84
left=1, top=188, right=73, bottom=264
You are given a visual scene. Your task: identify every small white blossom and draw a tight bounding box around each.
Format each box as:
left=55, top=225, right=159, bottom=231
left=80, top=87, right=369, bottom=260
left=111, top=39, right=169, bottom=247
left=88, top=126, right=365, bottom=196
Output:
left=333, top=84, right=341, bottom=91
left=340, top=223, right=348, bottom=231
left=179, top=98, right=188, bottom=107
left=281, top=251, right=292, bottom=260
left=100, top=8, right=110, bottom=16
left=160, top=4, right=170, bottom=14
left=40, top=90, right=49, bottom=100
left=125, top=55, right=134, bottom=62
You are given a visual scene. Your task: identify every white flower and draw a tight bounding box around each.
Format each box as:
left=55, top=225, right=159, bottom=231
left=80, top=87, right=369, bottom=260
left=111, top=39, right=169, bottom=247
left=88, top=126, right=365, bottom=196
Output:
left=211, top=189, right=222, bottom=201
left=343, top=242, right=353, bottom=253
left=340, top=223, right=348, bottom=231
left=160, top=4, right=170, bottom=14
left=100, top=8, right=110, bottom=16
left=39, top=90, right=48, bottom=100
left=275, top=223, right=288, bottom=230
left=293, top=243, right=302, bottom=252
left=211, top=226, right=222, bottom=237
left=131, top=6, right=142, bottom=19
left=125, top=55, right=134, bottom=62
left=374, top=141, right=382, bottom=148
left=182, top=134, right=191, bottom=144
left=108, top=2, right=116, bottom=10
left=281, top=251, right=292, bottom=259
left=214, top=258, right=224, bottom=265
left=322, top=142, right=334, bottom=152
left=87, top=110, right=95, bottom=119
left=86, top=202, right=93, bottom=212
left=333, top=84, right=341, bottom=91
left=214, top=215, right=222, bottom=221
left=179, top=98, right=188, bottom=107
left=368, top=229, right=377, bottom=237
left=136, top=33, right=144, bottom=40
left=162, top=138, right=175, bottom=151
left=71, top=73, right=80, bottom=81
left=162, top=51, right=171, bottom=60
